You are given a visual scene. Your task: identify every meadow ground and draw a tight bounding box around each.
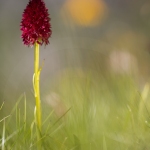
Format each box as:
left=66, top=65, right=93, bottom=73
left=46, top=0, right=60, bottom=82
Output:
left=1, top=71, right=150, bottom=150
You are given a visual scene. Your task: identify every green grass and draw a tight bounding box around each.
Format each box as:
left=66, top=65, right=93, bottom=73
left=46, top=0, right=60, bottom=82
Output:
left=1, top=71, right=150, bottom=150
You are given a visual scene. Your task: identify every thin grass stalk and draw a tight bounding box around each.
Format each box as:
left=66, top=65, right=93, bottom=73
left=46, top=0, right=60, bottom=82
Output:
left=16, top=103, right=18, bottom=130
left=2, top=119, right=5, bottom=150
left=0, top=101, right=4, bottom=110
left=24, top=93, right=27, bottom=131
left=18, top=108, right=20, bottom=130
left=103, top=134, right=107, bottom=150
left=30, top=120, right=35, bottom=148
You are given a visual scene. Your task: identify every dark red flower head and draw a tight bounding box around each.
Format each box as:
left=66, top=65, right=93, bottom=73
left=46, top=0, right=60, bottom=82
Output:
left=20, top=0, right=52, bottom=46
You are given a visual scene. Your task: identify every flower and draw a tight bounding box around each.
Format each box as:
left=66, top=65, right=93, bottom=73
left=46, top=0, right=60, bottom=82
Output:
left=20, top=0, right=52, bottom=46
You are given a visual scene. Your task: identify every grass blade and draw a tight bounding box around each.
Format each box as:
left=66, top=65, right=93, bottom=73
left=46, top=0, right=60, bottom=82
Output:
left=2, top=119, right=5, bottom=150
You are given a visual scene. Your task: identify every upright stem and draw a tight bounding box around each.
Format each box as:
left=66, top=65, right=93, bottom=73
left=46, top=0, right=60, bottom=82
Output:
left=34, top=42, right=42, bottom=141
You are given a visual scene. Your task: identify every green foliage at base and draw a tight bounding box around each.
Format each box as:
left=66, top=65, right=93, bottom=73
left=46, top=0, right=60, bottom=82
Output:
left=1, top=72, right=150, bottom=150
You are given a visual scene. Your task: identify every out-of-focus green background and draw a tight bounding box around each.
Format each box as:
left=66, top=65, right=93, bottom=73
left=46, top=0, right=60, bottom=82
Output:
left=0, top=0, right=150, bottom=108
left=1, top=1, right=150, bottom=149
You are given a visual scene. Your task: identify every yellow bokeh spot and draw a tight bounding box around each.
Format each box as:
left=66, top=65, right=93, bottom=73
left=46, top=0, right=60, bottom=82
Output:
left=61, top=0, right=107, bottom=26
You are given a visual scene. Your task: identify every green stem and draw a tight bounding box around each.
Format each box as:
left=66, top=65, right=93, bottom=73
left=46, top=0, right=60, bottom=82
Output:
left=34, top=42, right=42, bottom=144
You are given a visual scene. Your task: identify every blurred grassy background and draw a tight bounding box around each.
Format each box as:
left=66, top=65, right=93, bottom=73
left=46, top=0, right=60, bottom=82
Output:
left=0, top=0, right=150, bottom=102
left=1, top=0, right=150, bottom=149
